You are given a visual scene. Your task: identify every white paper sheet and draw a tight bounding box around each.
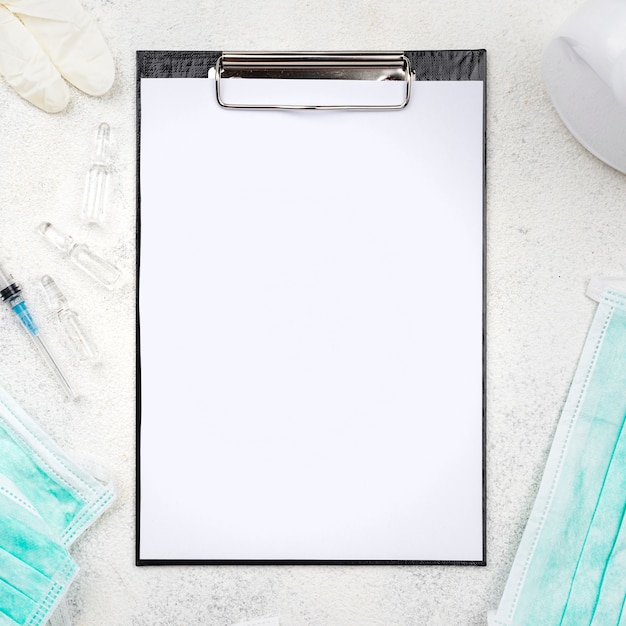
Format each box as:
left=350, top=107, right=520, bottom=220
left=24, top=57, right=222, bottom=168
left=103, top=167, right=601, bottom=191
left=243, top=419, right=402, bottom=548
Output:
left=138, top=76, right=484, bottom=562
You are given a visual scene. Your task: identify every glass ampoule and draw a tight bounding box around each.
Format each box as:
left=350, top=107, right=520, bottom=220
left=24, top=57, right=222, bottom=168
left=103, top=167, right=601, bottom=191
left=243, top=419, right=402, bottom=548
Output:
left=81, top=122, right=112, bottom=225
left=38, top=222, right=121, bottom=289
left=41, top=275, right=99, bottom=362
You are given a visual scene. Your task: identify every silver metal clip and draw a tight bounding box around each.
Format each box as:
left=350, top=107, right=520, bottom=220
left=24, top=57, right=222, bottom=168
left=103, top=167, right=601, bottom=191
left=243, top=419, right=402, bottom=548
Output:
left=213, top=52, right=412, bottom=111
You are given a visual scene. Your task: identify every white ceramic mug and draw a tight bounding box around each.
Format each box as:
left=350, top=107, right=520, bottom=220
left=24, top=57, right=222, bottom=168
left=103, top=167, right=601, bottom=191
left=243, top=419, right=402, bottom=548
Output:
left=542, top=0, right=626, bottom=173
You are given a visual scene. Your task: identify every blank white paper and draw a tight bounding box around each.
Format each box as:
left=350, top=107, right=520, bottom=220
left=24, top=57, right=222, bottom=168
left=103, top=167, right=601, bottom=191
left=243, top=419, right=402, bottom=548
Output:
left=138, top=76, right=484, bottom=562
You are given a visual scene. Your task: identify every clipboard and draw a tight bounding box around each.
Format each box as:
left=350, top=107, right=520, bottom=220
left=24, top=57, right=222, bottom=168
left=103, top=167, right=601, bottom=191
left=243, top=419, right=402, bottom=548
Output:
left=136, top=50, right=486, bottom=566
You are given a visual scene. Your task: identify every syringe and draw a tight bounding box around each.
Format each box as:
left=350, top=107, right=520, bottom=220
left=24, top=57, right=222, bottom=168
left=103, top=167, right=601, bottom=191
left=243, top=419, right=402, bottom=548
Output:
left=0, top=260, right=76, bottom=399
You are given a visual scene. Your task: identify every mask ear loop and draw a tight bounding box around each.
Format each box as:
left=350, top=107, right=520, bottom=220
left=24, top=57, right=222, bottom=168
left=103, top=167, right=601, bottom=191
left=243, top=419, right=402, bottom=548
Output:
left=48, top=598, right=71, bottom=626
left=587, top=276, right=626, bottom=302
left=70, top=452, right=114, bottom=489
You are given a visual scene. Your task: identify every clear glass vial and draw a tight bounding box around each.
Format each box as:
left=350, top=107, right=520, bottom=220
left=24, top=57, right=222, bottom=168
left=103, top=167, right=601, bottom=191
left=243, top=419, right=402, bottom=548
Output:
left=38, top=222, right=121, bottom=289
left=42, top=275, right=99, bottom=362
left=81, top=122, right=112, bottom=225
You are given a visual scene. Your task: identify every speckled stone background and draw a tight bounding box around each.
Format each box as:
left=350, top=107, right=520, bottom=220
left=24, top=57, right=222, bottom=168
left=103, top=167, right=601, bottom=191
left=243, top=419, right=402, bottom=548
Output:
left=1, top=0, right=624, bottom=624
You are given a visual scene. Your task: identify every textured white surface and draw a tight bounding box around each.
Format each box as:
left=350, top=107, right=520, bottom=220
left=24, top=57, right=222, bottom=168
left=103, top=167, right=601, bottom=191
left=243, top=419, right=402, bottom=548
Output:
left=0, top=0, right=624, bottom=625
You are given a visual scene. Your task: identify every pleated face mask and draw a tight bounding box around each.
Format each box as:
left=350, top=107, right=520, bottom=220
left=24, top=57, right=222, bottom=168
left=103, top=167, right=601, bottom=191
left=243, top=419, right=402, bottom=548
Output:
left=494, top=288, right=626, bottom=626
left=0, top=387, right=115, bottom=626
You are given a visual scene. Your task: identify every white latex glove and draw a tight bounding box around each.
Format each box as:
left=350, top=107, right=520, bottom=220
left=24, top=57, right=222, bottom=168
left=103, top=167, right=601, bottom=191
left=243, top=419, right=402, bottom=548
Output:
left=0, top=0, right=114, bottom=112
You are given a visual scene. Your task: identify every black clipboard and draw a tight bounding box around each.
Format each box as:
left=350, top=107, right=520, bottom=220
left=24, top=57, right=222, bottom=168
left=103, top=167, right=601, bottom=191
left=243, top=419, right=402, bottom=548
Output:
left=136, top=50, right=486, bottom=566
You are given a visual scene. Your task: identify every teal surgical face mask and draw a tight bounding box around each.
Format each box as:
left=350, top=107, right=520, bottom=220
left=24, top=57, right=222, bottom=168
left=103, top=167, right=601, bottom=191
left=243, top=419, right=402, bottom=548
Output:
left=494, top=288, right=626, bottom=625
left=0, top=486, right=77, bottom=626
left=0, top=386, right=115, bottom=626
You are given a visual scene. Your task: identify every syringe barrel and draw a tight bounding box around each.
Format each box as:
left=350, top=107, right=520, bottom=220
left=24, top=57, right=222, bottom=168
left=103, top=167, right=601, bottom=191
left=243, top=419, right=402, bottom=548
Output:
left=0, top=261, right=21, bottom=301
